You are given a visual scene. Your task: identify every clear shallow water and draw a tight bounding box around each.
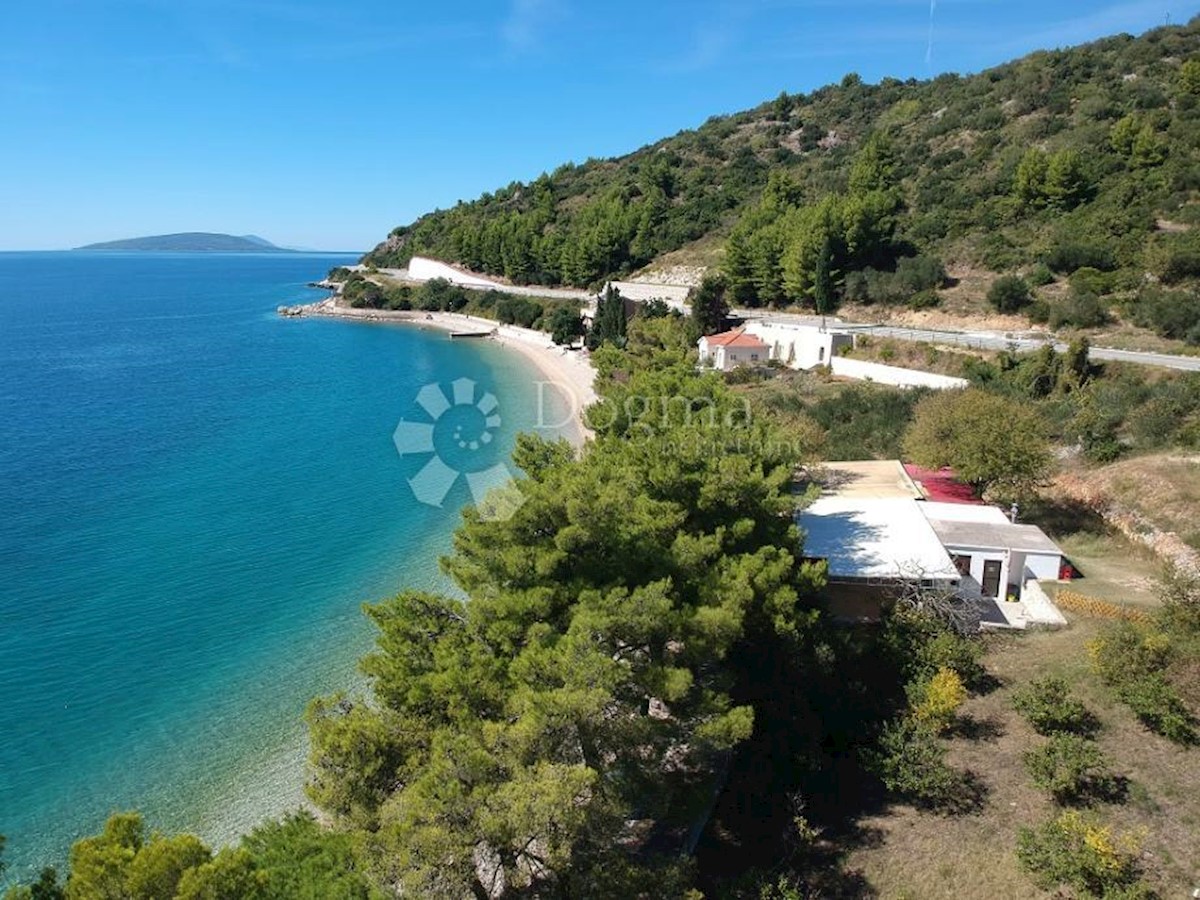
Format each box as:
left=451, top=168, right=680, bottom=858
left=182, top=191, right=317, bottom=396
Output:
left=0, top=253, right=554, bottom=881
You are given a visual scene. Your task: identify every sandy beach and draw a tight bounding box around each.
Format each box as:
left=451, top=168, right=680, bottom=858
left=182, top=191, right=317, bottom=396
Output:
left=284, top=297, right=597, bottom=444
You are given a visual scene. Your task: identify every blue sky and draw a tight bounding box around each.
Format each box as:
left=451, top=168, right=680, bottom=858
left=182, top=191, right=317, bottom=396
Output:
left=1, top=0, right=1195, bottom=251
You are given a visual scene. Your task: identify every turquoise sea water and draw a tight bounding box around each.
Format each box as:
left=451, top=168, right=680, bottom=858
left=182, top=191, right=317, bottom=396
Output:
left=0, top=252, right=557, bottom=881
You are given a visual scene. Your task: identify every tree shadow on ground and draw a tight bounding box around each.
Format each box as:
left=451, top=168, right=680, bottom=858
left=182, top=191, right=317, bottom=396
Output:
left=950, top=713, right=1007, bottom=742
left=1022, top=496, right=1110, bottom=540
left=1063, top=772, right=1131, bottom=808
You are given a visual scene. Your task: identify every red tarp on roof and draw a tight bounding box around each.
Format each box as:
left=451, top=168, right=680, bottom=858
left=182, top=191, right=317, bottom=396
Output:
left=904, top=463, right=980, bottom=505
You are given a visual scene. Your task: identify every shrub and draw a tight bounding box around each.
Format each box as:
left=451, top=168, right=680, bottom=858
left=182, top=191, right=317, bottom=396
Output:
left=885, top=607, right=988, bottom=689
left=1026, top=262, right=1055, bottom=286
left=1148, top=231, right=1200, bottom=284
left=1069, top=267, right=1113, bottom=296
left=987, top=275, right=1033, bottom=313
left=917, top=630, right=987, bottom=689
left=1158, top=564, right=1200, bottom=636
left=869, top=718, right=977, bottom=811
left=1024, top=734, right=1115, bottom=804
left=895, top=254, right=948, bottom=293
left=1012, top=676, right=1097, bottom=736
left=1017, top=811, right=1147, bottom=898
left=1089, top=622, right=1198, bottom=744
left=1130, top=285, right=1200, bottom=344
left=907, top=289, right=940, bottom=310
left=495, top=295, right=544, bottom=328
left=1026, top=298, right=1051, bottom=324
left=1117, top=673, right=1197, bottom=745
left=1045, top=240, right=1115, bottom=274
left=1088, top=622, right=1172, bottom=684
left=1049, top=290, right=1107, bottom=329
left=908, top=667, right=967, bottom=732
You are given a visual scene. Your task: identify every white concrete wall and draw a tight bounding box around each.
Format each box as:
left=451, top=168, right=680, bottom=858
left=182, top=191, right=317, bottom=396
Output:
left=407, top=256, right=504, bottom=290
left=829, top=357, right=969, bottom=390
left=1023, top=551, right=1063, bottom=581
left=1020, top=580, right=1068, bottom=626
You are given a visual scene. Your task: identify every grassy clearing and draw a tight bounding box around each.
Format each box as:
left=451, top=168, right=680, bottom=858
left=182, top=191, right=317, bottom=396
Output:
left=843, top=620, right=1200, bottom=899
left=1051, top=532, right=1163, bottom=608
left=1021, top=494, right=1166, bottom=608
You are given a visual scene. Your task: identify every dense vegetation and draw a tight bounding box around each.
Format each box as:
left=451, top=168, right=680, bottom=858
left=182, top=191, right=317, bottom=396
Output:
left=6, top=317, right=1005, bottom=899
left=363, top=20, right=1200, bottom=341
left=10, top=22, right=1200, bottom=900
left=839, top=335, right=1200, bottom=462
left=336, top=272, right=584, bottom=332
left=0, top=812, right=379, bottom=900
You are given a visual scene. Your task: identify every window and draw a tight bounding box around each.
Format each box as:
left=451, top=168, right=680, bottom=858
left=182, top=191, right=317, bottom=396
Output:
left=750, top=353, right=759, bottom=361
left=818, top=346, right=826, bottom=362
left=952, top=554, right=972, bottom=576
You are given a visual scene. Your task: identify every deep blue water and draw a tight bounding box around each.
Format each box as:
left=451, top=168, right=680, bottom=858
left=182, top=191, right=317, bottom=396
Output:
left=0, top=252, right=557, bottom=881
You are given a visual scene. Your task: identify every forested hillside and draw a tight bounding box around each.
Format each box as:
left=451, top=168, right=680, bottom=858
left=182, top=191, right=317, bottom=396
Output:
left=364, top=18, right=1200, bottom=341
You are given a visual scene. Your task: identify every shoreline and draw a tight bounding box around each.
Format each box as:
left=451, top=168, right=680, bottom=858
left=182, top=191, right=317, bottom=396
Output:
left=282, top=297, right=598, bottom=444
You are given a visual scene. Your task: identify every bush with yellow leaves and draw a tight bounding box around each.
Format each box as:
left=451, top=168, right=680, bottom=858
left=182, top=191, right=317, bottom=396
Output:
left=1017, top=810, right=1150, bottom=898
left=1089, top=621, right=1197, bottom=744
left=906, top=666, right=967, bottom=733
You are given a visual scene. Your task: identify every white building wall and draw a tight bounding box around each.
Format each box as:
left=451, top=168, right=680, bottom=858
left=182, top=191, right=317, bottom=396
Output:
left=699, top=340, right=766, bottom=371
left=721, top=346, right=765, bottom=369
left=829, top=357, right=970, bottom=390
left=742, top=322, right=852, bottom=370
left=1023, top=551, right=1063, bottom=581
left=945, top=545, right=1010, bottom=599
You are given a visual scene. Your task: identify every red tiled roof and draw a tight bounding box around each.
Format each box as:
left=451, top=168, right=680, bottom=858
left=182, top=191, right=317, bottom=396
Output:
left=904, top=464, right=980, bottom=505
left=704, top=327, right=768, bottom=349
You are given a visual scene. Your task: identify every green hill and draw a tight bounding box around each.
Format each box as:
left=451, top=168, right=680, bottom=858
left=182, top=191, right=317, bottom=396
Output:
left=77, top=232, right=293, bottom=253
left=363, top=18, right=1200, bottom=343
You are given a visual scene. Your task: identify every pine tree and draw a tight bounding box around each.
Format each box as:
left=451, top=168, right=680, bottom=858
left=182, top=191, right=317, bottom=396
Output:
left=1014, top=148, right=1049, bottom=207
left=690, top=274, right=730, bottom=335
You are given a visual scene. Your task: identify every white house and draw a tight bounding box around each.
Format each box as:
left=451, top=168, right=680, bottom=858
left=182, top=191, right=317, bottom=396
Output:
left=742, top=320, right=854, bottom=369
left=797, top=460, right=1068, bottom=628
left=698, top=328, right=770, bottom=370
left=921, top=502, right=1066, bottom=602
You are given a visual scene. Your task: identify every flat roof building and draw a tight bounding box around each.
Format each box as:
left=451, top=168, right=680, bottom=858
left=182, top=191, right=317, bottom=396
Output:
left=797, top=460, right=1068, bottom=629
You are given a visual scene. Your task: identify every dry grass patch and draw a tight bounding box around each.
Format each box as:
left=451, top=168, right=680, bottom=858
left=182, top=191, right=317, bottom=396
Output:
left=843, top=336, right=992, bottom=377
left=843, top=623, right=1200, bottom=899
left=1055, top=454, right=1200, bottom=565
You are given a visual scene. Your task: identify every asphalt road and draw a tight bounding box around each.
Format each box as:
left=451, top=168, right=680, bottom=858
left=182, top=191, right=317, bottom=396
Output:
left=736, top=310, right=1200, bottom=373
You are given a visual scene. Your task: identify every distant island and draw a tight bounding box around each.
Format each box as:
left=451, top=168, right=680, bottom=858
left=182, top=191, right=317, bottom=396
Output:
left=76, top=232, right=296, bottom=253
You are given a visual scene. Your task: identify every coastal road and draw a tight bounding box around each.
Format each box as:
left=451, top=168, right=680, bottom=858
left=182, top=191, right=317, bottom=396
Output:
left=366, top=266, right=597, bottom=303
left=736, top=309, right=1200, bottom=373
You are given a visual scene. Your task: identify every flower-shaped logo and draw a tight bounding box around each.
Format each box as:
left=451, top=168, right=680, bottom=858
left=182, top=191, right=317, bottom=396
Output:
left=392, top=378, right=523, bottom=521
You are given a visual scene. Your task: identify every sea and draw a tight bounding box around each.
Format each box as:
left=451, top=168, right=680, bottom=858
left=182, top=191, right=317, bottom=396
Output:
left=0, top=252, right=563, bottom=882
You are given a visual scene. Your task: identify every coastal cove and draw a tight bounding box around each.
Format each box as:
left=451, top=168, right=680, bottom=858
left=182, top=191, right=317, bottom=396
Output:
left=0, top=252, right=574, bottom=881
